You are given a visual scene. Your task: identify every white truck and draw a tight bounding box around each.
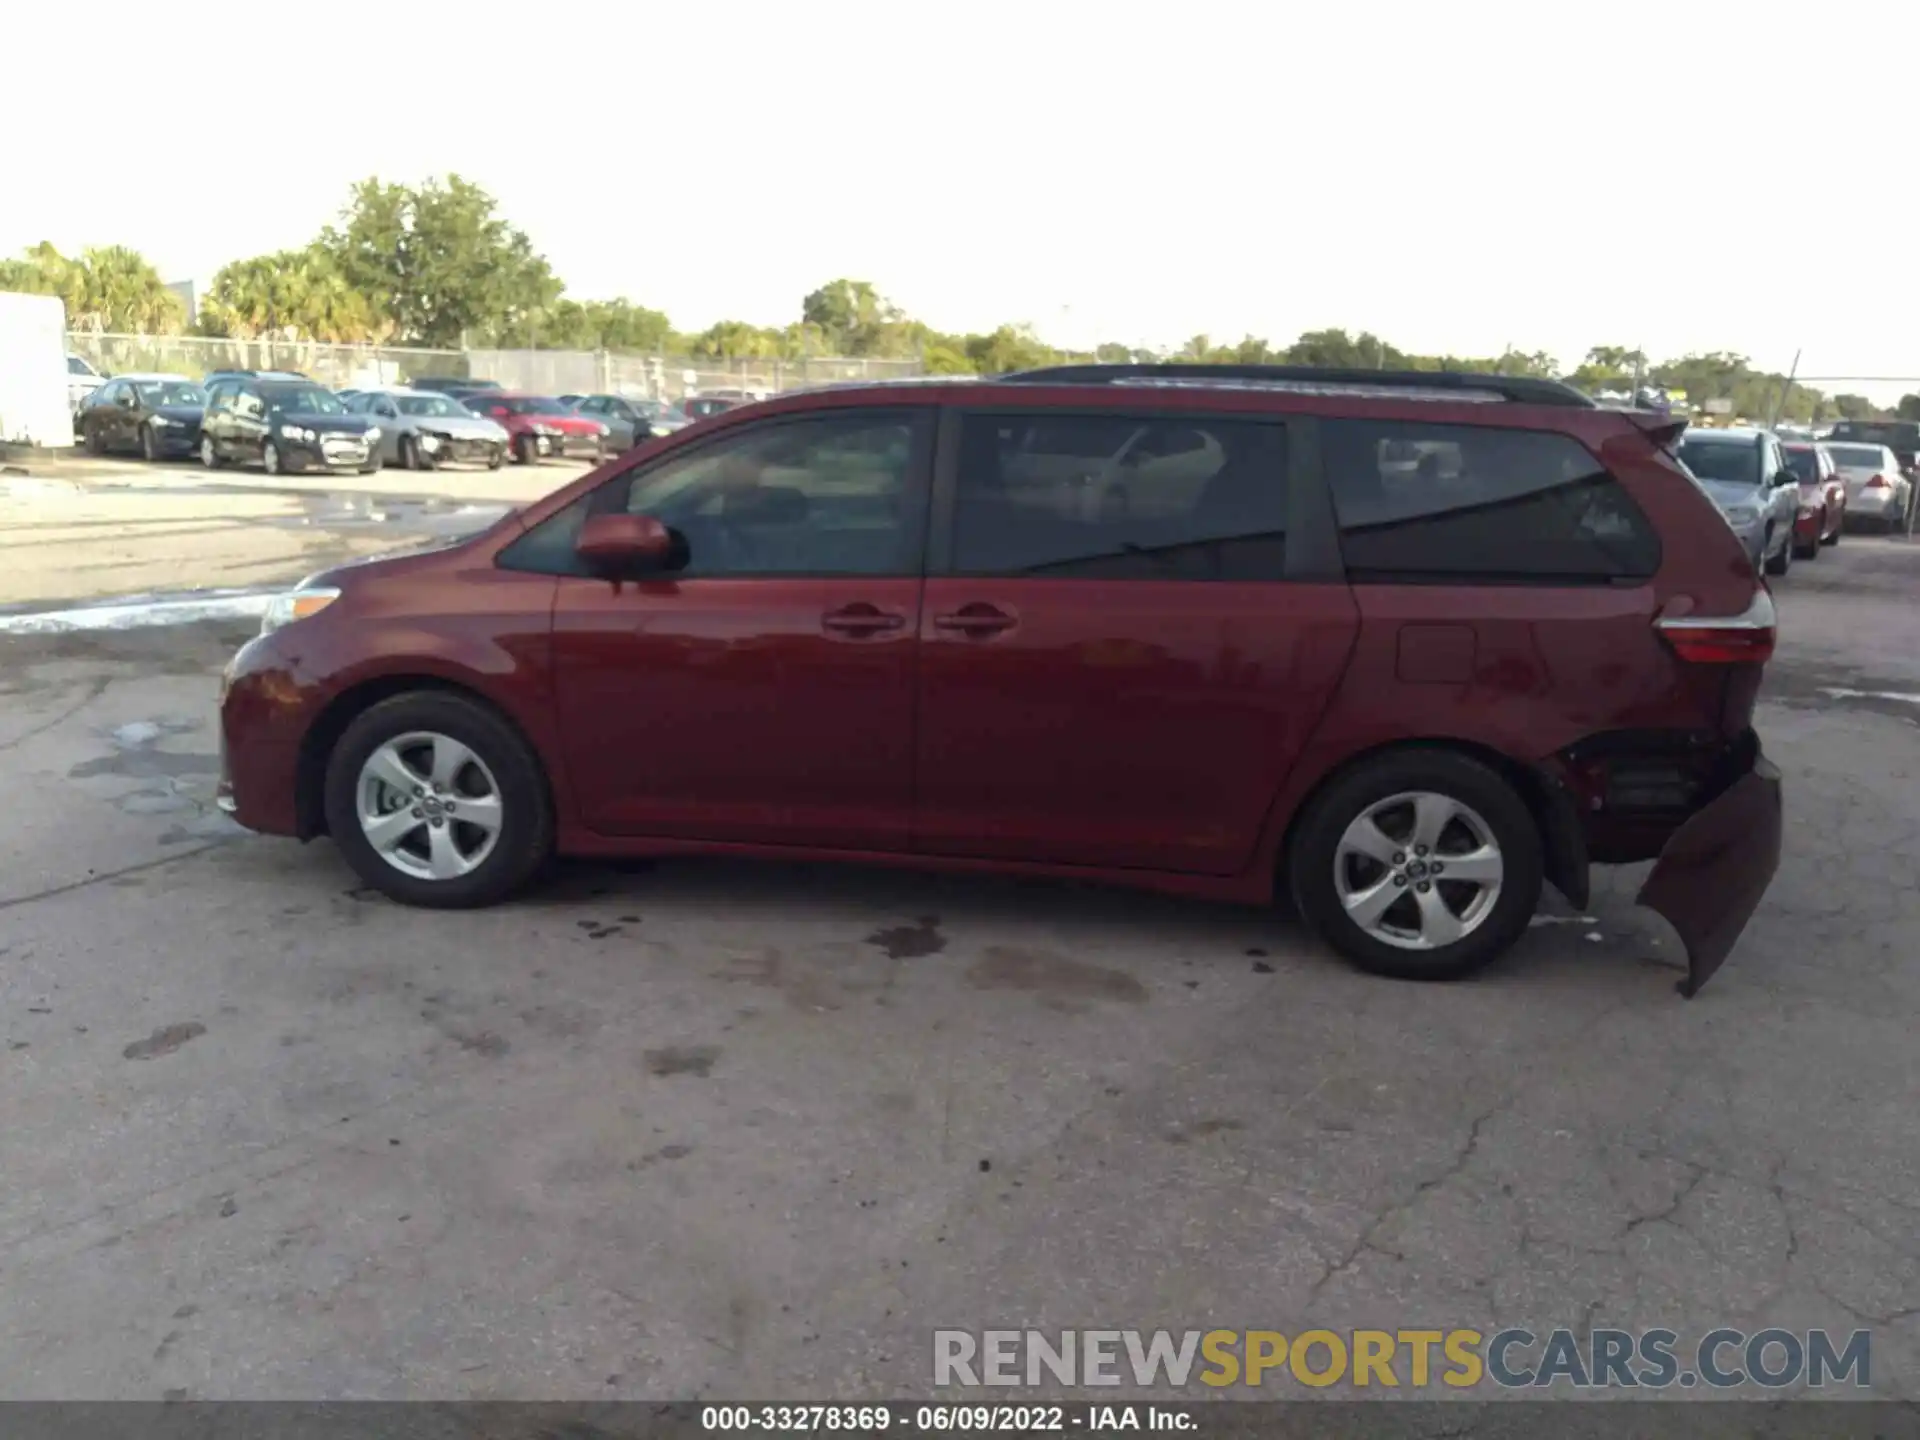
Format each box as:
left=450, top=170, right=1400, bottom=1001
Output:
left=0, top=292, right=77, bottom=448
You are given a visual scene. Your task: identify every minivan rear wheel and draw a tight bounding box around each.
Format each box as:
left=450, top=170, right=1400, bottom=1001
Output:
left=323, top=691, right=553, bottom=908
left=1288, top=750, right=1543, bottom=982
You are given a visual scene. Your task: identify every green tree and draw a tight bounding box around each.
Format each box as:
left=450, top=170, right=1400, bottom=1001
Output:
left=963, top=325, right=1057, bottom=374
left=687, top=319, right=784, bottom=360
left=1567, top=345, right=1649, bottom=393
left=1832, top=394, right=1878, bottom=420
left=1896, top=394, right=1920, bottom=422
left=199, top=247, right=381, bottom=342
left=319, top=176, right=562, bottom=348
left=800, top=278, right=902, bottom=355
left=0, top=242, right=184, bottom=333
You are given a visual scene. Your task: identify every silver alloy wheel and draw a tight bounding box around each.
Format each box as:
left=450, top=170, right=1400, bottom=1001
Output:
left=201, top=435, right=216, bottom=468
left=1333, top=790, right=1504, bottom=951
left=263, top=441, right=280, bottom=475
left=355, top=730, right=504, bottom=882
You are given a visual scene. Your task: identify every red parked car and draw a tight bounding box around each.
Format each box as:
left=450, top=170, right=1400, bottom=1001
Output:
left=219, top=365, right=1783, bottom=995
left=1782, top=442, right=1846, bottom=556
left=464, top=392, right=610, bottom=465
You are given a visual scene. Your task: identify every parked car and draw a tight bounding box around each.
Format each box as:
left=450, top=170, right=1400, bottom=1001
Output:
left=681, top=389, right=768, bottom=421
left=66, top=353, right=105, bottom=412
left=567, top=392, right=686, bottom=449
left=345, top=387, right=511, bottom=470
left=217, top=363, right=1783, bottom=996
left=463, top=391, right=608, bottom=464
left=75, top=373, right=206, bottom=461
left=200, top=376, right=381, bottom=475
left=413, top=376, right=503, bottom=401
left=1827, top=418, right=1920, bottom=478
left=1781, top=442, right=1846, bottom=555
left=1822, top=441, right=1915, bottom=533
left=1674, top=426, right=1801, bottom=574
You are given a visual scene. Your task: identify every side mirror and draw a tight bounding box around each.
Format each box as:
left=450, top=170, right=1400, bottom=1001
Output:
left=576, top=513, right=679, bottom=575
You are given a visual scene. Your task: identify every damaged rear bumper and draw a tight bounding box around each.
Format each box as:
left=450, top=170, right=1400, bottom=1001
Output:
left=1634, top=735, right=1783, bottom=998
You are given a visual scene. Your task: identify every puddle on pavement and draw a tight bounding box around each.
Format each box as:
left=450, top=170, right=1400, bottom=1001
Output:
left=65, top=716, right=243, bottom=843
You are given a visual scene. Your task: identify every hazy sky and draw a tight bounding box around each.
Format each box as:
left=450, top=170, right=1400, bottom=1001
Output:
left=9, top=1, right=1918, bottom=397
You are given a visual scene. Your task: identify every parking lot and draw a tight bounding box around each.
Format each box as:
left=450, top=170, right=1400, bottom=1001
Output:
left=0, top=457, right=1916, bottom=1404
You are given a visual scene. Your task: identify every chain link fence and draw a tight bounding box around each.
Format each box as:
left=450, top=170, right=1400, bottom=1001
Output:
left=65, top=334, right=926, bottom=402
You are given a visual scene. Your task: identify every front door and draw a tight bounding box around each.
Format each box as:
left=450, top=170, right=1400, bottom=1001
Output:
left=548, top=407, right=935, bottom=850
left=913, top=408, right=1358, bottom=876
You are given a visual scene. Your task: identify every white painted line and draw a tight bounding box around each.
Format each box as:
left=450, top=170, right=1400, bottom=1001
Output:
left=0, top=589, right=276, bottom=635
left=1820, top=687, right=1920, bottom=707
left=1529, top=915, right=1598, bottom=927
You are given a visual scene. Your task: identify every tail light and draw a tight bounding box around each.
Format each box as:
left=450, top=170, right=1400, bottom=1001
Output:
left=1655, top=588, right=1777, bottom=665
left=1867, top=473, right=1891, bottom=490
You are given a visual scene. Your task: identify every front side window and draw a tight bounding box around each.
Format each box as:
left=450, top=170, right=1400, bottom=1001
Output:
left=950, top=412, right=1288, bottom=580
left=1324, top=419, right=1660, bottom=583
left=622, top=413, right=923, bottom=576
left=1783, top=447, right=1820, bottom=482
left=234, top=388, right=265, bottom=420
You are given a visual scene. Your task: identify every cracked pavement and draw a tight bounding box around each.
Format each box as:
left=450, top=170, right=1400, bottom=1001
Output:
left=0, top=496, right=1915, bottom=1406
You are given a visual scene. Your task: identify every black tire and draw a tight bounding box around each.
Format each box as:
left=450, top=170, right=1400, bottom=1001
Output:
left=200, top=434, right=223, bottom=469
left=487, top=445, right=505, bottom=470
left=83, top=423, right=104, bottom=455
left=323, top=691, right=553, bottom=909
left=1287, top=749, right=1544, bottom=982
left=401, top=435, right=434, bottom=471
left=512, top=434, right=537, bottom=465
left=140, top=423, right=159, bottom=463
left=1823, top=514, right=1841, bottom=546
left=1764, top=527, right=1790, bottom=575
left=1794, top=517, right=1820, bottom=560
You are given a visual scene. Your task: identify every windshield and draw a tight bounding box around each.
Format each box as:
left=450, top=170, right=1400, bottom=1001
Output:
left=1832, top=422, right=1919, bottom=450
left=263, top=386, right=347, bottom=416
left=1677, top=437, right=1762, bottom=485
left=397, top=394, right=469, bottom=418
left=1828, top=444, right=1886, bottom=469
left=499, top=396, right=571, bottom=416
left=134, top=381, right=205, bottom=407
left=1783, top=448, right=1820, bottom=482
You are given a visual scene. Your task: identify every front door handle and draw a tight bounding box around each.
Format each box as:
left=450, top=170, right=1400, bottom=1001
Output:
left=822, top=603, right=906, bottom=637
left=932, top=603, right=1017, bottom=637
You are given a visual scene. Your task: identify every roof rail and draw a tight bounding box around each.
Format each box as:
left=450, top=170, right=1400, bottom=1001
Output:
left=997, top=363, right=1596, bottom=408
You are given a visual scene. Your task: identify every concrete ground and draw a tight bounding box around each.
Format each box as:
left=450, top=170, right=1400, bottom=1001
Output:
left=0, top=462, right=1915, bottom=1405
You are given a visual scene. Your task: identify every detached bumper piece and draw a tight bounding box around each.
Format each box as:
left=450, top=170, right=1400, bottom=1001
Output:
left=1634, top=732, right=1783, bottom=998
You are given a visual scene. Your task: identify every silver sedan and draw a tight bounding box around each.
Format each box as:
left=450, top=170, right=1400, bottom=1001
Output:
left=1824, top=442, right=1915, bottom=534
left=346, top=388, right=511, bottom=470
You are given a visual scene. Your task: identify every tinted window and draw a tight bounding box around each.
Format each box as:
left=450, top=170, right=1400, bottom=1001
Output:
left=951, top=412, right=1287, bottom=580
left=1783, top=447, right=1821, bottom=481
left=1827, top=444, right=1887, bottom=468
left=260, top=385, right=345, bottom=415
left=67, top=355, right=94, bottom=376
left=614, top=414, right=922, bottom=576
left=1831, top=421, right=1920, bottom=450
left=1677, top=436, right=1763, bottom=485
left=1324, top=420, right=1660, bottom=583
left=134, top=380, right=203, bottom=407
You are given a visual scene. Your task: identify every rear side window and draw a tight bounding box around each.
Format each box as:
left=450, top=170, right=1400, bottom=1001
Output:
left=950, top=412, right=1288, bottom=580
left=1783, top=448, right=1821, bottom=481
left=1322, top=419, right=1660, bottom=584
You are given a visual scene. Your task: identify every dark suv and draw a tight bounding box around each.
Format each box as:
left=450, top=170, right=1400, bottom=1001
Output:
left=218, top=365, right=1783, bottom=995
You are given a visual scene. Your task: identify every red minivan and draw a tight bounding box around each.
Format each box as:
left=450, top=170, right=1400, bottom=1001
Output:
left=219, top=365, right=1783, bottom=995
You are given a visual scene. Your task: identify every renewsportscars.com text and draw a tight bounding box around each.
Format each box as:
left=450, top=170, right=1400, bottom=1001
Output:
left=933, top=1327, right=1872, bottom=1391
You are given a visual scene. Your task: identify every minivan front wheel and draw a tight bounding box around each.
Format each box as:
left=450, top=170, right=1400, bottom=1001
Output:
left=323, top=691, right=553, bottom=908
left=1289, top=750, right=1542, bottom=982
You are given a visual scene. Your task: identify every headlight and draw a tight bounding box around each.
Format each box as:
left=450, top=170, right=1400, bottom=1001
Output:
left=486, top=423, right=508, bottom=441
left=420, top=433, right=442, bottom=451
left=595, top=422, right=610, bottom=438
left=259, top=586, right=340, bottom=636
left=365, top=426, right=382, bottom=443
left=1723, top=505, right=1760, bottom=525
left=279, top=424, right=314, bottom=443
